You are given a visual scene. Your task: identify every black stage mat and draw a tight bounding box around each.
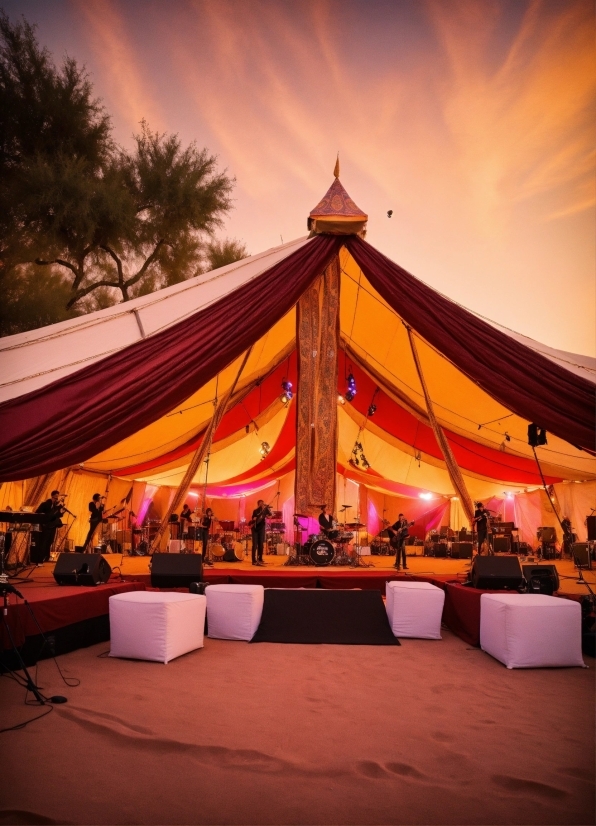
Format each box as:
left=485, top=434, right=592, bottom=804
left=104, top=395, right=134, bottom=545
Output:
left=251, top=588, right=400, bottom=645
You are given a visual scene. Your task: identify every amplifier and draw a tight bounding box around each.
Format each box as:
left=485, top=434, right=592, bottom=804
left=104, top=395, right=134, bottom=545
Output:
left=116, top=530, right=132, bottom=544
left=572, top=543, right=592, bottom=569
left=538, top=526, right=556, bottom=543
left=493, top=536, right=511, bottom=554
left=586, top=516, right=596, bottom=541
left=433, top=542, right=447, bottom=558
left=451, top=542, right=473, bottom=559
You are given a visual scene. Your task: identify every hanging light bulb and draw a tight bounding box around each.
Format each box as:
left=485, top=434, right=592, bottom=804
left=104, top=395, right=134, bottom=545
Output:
left=280, top=380, right=293, bottom=403
left=337, top=395, right=346, bottom=405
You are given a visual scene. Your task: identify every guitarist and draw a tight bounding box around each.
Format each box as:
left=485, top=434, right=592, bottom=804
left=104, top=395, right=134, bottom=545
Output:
left=389, top=513, right=412, bottom=570
left=250, top=500, right=271, bottom=566
left=473, top=503, right=490, bottom=555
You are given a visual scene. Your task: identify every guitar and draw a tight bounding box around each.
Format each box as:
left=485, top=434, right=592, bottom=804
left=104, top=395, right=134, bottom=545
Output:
left=387, top=521, right=414, bottom=548
left=249, top=506, right=272, bottom=528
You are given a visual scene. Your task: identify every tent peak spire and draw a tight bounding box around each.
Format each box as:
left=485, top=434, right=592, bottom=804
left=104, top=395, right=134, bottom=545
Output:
left=308, top=171, right=368, bottom=237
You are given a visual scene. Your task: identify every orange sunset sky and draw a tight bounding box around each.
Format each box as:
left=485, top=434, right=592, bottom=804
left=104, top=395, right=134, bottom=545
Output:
left=4, top=0, right=595, bottom=355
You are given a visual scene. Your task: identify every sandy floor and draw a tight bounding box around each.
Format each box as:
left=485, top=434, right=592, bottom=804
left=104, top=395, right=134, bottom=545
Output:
left=0, top=628, right=593, bottom=825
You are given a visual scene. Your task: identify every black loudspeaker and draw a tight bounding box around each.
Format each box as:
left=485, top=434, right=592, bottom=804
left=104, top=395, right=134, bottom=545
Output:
left=493, top=536, right=511, bottom=553
left=150, top=553, right=203, bottom=588
left=517, top=542, right=532, bottom=555
left=53, top=552, right=111, bottom=586
left=451, top=542, right=473, bottom=559
left=522, top=564, right=559, bottom=595
left=29, top=531, right=45, bottom=564
left=538, top=526, right=557, bottom=542
left=471, top=556, right=523, bottom=590
left=572, top=543, right=592, bottom=570
left=432, top=542, right=447, bottom=558
left=586, top=517, right=596, bottom=542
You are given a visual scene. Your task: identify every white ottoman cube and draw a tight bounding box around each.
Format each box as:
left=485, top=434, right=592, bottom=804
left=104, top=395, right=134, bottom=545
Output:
left=386, top=580, right=445, bottom=639
left=109, top=591, right=206, bottom=663
left=206, top=584, right=264, bottom=641
left=480, top=593, right=585, bottom=669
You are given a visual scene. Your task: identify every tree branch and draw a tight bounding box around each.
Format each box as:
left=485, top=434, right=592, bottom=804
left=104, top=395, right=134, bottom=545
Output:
left=65, top=278, right=121, bottom=309
left=35, top=257, right=79, bottom=279
left=121, top=239, right=165, bottom=297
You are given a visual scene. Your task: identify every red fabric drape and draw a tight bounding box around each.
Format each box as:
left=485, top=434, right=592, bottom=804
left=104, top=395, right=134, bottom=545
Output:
left=0, top=236, right=342, bottom=481
left=345, top=236, right=595, bottom=452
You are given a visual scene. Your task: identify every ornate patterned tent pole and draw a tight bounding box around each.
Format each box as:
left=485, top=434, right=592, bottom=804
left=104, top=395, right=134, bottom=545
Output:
left=405, top=325, right=475, bottom=524
left=149, top=347, right=253, bottom=553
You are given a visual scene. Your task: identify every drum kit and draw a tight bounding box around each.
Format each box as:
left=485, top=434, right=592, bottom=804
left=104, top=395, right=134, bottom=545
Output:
left=288, top=505, right=371, bottom=567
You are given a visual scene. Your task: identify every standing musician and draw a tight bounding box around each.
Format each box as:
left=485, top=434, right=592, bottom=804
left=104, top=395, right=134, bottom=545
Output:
left=318, top=505, right=339, bottom=540
left=180, top=503, right=193, bottom=540
left=561, top=516, right=575, bottom=557
left=199, top=508, right=214, bottom=566
left=83, top=493, right=106, bottom=552
left=389, top=513, right=412, bottom=570
left=250, top=500, right=271, bottom=566
left=35, top=490, right=66, bottom=564
left=474, top=502, right=490, bottom=555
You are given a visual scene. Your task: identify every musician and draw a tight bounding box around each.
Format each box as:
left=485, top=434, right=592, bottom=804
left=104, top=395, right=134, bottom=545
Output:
left=318, top=506, right=339, bottom=540
left=199, top=508, right=214, bottom=566
left=474, top=503, right=489, bottom=554
left=83, top=493, right=105, bottom=552
left=34, top=490, right=65, bottom=564
left=390, top=513, right=409, bottom=570
left=561, top=516, right=574, bottom=557
left=180, top=504, right=193, bottom=539
left=1, top=505, right=13, bottom=559
left=251, top=500, right=271, bottom=566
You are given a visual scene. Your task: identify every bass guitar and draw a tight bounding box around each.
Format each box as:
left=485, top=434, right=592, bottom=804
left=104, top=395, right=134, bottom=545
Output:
left=387, top=521, right=414, bottom=548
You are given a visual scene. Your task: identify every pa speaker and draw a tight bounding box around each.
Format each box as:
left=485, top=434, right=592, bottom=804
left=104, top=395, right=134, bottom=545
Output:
left=572, top=543, right=592, bottom=570
left=150, top=553, right=203, bottom=588
left=522, top=564, right=559, bottom=595
left=451, top=542, right=473, bottom=559
left=471, top=555, right=523, bottom=590
left=53, top=553, right=111, bottom=586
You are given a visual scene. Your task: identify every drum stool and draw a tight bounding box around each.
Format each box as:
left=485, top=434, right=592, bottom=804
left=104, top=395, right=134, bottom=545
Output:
left=109, top=591, right=206, bottom=663
left=480, top=593, right=585, bottom=669
left=385, top=581, right=445, bottom=639
left=205, top=584, right=264, bottom=641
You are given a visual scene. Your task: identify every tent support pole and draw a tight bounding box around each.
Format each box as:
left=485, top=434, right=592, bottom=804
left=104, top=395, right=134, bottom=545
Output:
left=148, top=347, right=254, bottom=554
left=405, top=325, right=475, bottom=526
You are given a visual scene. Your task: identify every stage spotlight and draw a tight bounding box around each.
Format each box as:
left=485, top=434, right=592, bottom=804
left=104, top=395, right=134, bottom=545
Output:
left=259, top=441, right=270, bottom=459
left=280, top=380, right=293, bottom=403
left=387, top=210, right=393, bottom=218
left=367, top=403, right=377, bottom=417
left=345, top=373, right=357, bottom=402
left=337, top=394, right=346, bottom=405
left=419, top=492, right=433, bottom=500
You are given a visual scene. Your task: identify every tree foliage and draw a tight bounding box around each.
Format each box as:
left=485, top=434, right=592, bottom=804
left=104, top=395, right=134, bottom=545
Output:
left=0, top=11, right=246, bottom=334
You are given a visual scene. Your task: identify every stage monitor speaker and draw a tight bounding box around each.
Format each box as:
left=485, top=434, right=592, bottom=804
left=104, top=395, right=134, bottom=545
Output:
left=522, top=564, right=559, bottom=595
left=451, top=542, right=473, bottom=559
left=150, top=553, right=203, bottom=589
left=53, top=552, right=111, bottom=586
left=433, top=542, right=447, bottom=558
left=471, top=555, right=523, bottom=590
left=586, top=516, right=596, bottom=542
left=572, top=543, right=592, bottom=570
left=493, top=536, right=511, bottom=554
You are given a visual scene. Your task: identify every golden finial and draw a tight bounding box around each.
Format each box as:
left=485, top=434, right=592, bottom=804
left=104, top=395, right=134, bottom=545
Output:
left=333, top=153, right=340, bottom=179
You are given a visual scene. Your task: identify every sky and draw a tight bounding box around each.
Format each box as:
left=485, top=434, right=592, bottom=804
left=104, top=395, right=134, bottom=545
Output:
left=3, top=0, right=595, bottom=355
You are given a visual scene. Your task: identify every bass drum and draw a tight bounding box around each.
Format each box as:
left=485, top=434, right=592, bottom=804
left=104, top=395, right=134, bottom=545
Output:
left=307, top=538, right=335, bottom=566
left=233, top=541, right=244, bottom=561
left=210, top=542, right=225, bottom=559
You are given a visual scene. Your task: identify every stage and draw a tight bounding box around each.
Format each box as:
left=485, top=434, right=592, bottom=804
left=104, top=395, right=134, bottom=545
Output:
left=2, top=553, right=592, bottom=666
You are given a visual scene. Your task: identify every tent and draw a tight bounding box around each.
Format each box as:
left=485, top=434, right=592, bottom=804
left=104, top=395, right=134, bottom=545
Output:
left=1, top=175, right=594, bottom=548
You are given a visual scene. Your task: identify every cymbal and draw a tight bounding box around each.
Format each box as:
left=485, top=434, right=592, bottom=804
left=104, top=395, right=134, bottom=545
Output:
left=347, top=522, right=365, bottom=528
left=340, top=504, right=353, bottom=509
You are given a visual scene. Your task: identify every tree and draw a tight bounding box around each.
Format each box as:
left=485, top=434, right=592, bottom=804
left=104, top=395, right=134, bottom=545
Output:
left=205, top=238, right=248, bottom=271
left=0, top=263, right=81, bottom=336
left=0, top=11, right=112, bottom=278
left=1, top=12, right=245, bottom=333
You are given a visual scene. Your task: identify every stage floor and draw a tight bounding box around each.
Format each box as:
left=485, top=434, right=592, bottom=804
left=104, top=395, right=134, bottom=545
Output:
left=93, top=551, right=596, bottom=596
